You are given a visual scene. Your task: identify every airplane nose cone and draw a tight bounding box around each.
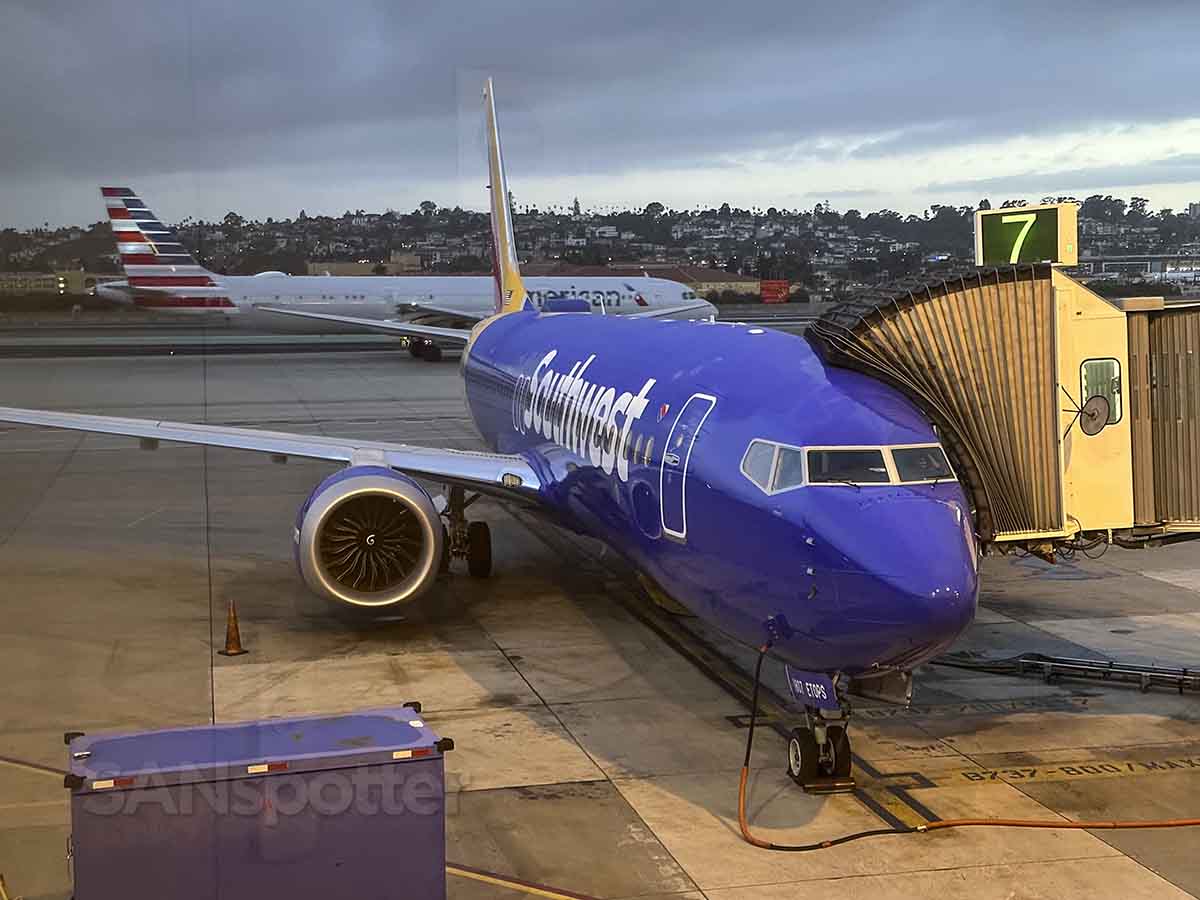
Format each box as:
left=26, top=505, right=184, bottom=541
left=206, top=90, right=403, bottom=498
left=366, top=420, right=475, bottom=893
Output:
left=815, top=491, right=978, bottom=670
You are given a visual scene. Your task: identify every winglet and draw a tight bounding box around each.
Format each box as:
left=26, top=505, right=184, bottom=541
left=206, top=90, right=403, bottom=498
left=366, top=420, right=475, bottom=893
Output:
left=483, top=79, right=529, bottom=316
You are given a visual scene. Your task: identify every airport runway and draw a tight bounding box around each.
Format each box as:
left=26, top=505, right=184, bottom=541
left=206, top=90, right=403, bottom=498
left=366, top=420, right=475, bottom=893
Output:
left=1, top=348, right=1199, bottom=899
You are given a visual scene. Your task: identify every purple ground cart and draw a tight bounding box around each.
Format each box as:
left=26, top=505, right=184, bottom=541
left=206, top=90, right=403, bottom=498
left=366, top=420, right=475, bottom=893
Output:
left=65, top=704, right=453, bottom=899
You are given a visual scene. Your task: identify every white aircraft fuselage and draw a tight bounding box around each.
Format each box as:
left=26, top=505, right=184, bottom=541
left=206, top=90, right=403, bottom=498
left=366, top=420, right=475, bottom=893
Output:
left=99, top=272, right=712, bottom=332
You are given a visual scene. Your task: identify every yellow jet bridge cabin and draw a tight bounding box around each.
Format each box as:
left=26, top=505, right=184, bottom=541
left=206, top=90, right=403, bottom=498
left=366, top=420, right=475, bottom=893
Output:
left=808, top=202, right=1200, bottom=558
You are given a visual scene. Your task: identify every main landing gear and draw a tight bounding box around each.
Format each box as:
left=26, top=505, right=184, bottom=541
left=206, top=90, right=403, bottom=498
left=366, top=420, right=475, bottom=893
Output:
left=443, top=485, right=492, bottom=578
left=786, top=704, right=853, bottom=788
left=407, top=338, right=443, bottom=362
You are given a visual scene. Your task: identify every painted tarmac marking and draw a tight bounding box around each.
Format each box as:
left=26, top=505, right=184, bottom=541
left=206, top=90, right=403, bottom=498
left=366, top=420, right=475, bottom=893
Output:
left=949, top=755, right=1200, bottom=787
left=125, top=505, right=167, bottom=527
left=0, top=755, right=66, bottom=778
left=856, top=695, right=1091, bottom=721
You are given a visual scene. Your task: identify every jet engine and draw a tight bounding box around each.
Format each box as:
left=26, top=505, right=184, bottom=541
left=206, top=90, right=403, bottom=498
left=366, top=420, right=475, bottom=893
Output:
left=294, top=466, right=443, bottom=609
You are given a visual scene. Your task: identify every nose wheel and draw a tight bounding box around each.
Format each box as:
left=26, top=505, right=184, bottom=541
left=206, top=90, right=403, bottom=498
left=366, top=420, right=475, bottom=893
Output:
left=786, top=728, right=820, bottom=784
left=786, top=707, right=854, bottom=790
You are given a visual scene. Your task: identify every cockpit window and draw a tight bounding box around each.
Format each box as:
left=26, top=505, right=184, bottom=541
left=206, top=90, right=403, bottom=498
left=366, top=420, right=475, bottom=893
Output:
left=807, top=449, right=889, bottom=484
left=741, top=440, right=776, bottom=491
left=892, top=446, right=954, bottom=483
left=773, top=448, right=806, bottom=491
left=741, top=441, right=954, bottom=491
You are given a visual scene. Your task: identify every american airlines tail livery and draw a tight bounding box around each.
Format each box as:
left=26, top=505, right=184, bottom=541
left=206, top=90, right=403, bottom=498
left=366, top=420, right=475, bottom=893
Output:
left=2, top=80, right=976, bottom=784
left=97, top=188, right=714, bottom=359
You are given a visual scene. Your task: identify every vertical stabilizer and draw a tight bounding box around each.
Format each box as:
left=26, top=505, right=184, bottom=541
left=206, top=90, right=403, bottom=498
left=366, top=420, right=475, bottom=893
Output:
left=483, top=80, right=529, bottom=316
left=99, top=187, right=232, bottom=310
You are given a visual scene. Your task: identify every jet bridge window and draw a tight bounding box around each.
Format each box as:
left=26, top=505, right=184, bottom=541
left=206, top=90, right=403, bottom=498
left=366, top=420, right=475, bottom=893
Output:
left=807, top=449, right=889, bottom=484
left=1080, top=358, right=1122, bottom=425
left=892, top=446, right=954, bottom=483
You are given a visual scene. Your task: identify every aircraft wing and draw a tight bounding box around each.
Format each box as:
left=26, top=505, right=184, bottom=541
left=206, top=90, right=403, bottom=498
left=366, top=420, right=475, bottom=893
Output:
left=255, top=307, right=472, bottom=343
left=625, top=300, right=717, bottom=320
left=401, top=301, right=489, bottom=322
left=0, top=407, right=541, bottom=504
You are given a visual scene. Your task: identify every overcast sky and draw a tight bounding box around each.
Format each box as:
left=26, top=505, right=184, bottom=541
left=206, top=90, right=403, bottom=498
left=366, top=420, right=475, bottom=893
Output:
left=3, top=0, right=1200, bottom=227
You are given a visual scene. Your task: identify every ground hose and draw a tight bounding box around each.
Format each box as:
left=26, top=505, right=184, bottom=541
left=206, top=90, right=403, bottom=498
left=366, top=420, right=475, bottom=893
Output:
left=736, top=646, right=1200, bottom=851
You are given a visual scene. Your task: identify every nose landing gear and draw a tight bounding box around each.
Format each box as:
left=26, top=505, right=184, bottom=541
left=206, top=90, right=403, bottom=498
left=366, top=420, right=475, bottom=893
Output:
left=786, top=710, right=853, bottom=790
left=744, top=644, right=856, bottom=796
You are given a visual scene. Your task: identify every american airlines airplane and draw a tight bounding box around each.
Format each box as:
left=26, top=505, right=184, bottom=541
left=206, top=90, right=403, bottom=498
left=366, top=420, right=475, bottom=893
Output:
left=96, top=190, right=714, bottom=360
left=1, top=81, right=976, bottom=784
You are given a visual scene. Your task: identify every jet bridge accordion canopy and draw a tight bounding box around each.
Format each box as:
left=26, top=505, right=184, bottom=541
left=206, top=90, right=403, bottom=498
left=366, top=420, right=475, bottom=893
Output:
left=1127, top=302, right=1200, bottom=527
left=807, top=265, right=1062, bottom=543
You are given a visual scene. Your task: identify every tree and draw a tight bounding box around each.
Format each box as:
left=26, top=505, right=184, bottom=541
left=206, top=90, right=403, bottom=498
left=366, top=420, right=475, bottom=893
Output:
left=1081, top=195, right=1125, bottom=223
left=372, top=263, right=387, bottom=276
left=644, top=201, right=665, bottom=218
left=978, top=199, right=991, bottom=211
left=419, top=201, right=437, bottom=217
left=571, top=197, right=581, bottom=216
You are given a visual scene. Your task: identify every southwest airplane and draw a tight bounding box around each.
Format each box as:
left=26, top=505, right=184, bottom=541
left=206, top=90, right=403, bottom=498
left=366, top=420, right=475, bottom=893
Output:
left=96, top=190, right=713, bottom=360
left=0, top=81, right=976, bottom=784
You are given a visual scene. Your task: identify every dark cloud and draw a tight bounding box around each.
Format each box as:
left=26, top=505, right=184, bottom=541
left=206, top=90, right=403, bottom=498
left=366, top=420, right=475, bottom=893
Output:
left=2, top=0, right=1200, bottom=224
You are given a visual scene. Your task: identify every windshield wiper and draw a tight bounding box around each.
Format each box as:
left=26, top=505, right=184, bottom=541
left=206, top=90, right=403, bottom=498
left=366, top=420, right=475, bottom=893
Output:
left=821, top=478, right=861, bottom=491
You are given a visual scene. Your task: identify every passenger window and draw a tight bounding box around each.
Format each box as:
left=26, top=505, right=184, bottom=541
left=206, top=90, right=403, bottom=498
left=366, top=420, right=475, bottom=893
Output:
left=1081, top=358, right=1122, bottom=424
left=633, top=434, right=643, bottom=464
left=807, top=449, right=890, bottom=484
left=643, top=436, right=655, bottom=465
left=773, top=448, right=806, bottom=491
left=892, top=446, right=954, bottom=483
left=741, top=440, right=776, bottom=491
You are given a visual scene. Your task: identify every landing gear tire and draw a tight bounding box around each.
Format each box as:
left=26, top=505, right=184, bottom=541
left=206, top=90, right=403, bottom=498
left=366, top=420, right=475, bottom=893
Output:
left=826, top=725, right=852, bottom=778
left=408, top=343, right=423, bottom=359
left=786, top=728, right=820, bottom=786
left=439, top=525, right=451, bottom=575
left=421, top=343, right=443, bottom=362
left=467, top=521, right=492, bottom=578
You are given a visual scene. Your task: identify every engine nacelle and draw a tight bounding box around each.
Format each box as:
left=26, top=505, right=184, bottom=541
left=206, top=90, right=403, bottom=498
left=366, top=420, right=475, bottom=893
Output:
left=294, top=466, right=443, bottom=609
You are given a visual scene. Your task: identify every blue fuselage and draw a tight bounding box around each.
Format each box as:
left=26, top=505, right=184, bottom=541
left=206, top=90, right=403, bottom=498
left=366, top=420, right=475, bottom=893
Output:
left=461, top=311, right=978, bottom=676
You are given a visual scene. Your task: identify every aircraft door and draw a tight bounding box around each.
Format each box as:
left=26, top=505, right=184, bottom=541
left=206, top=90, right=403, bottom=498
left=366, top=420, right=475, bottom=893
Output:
left=660, top=393, right=717, bottom=541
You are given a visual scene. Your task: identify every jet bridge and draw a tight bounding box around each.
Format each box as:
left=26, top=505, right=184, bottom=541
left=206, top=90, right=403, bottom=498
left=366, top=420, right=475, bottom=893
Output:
left=807, top=212, right=1200, bottom=555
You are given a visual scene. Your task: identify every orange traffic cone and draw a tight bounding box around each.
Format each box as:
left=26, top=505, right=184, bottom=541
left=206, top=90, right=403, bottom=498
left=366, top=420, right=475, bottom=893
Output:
left=217, top=598, right=248, bottom=657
